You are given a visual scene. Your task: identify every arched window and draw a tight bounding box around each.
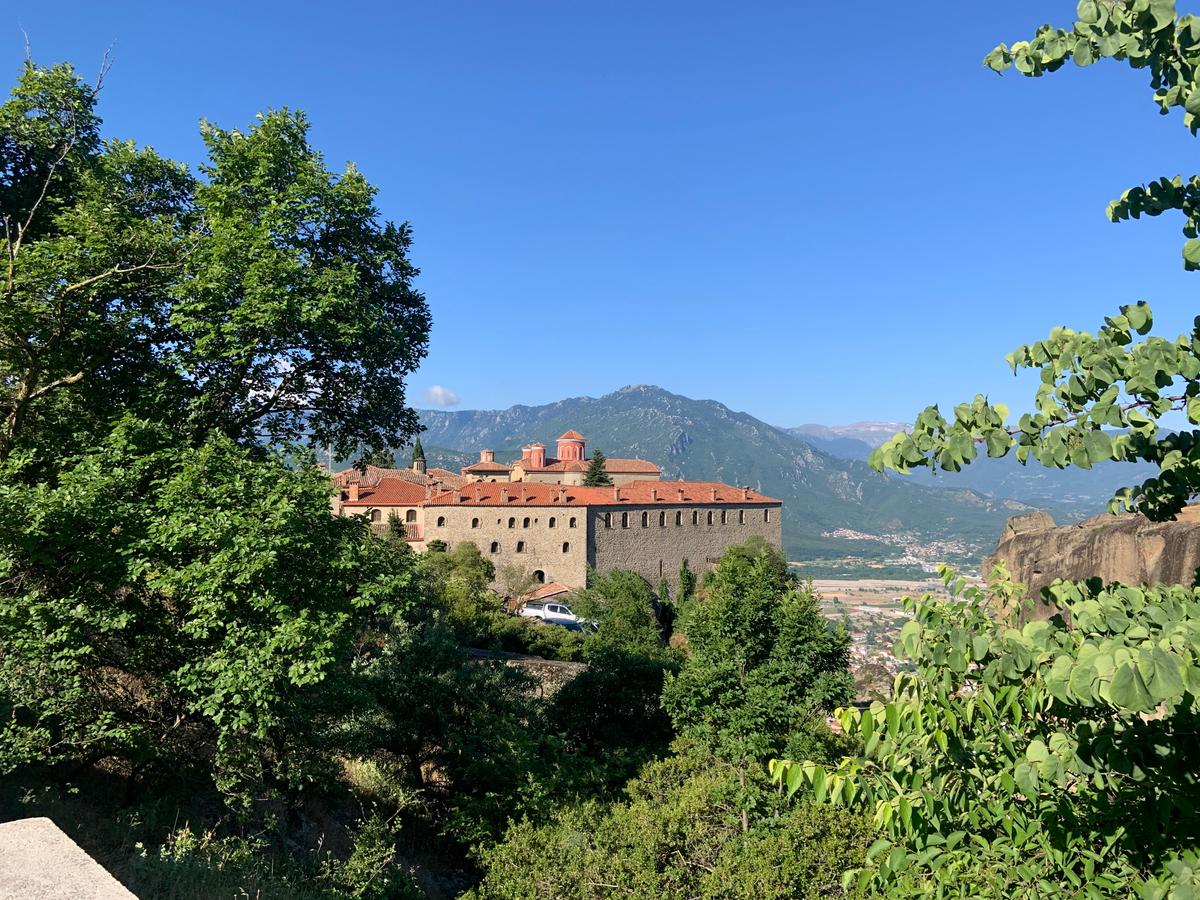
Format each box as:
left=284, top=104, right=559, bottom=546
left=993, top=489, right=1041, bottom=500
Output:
left=437, top=515, right=446, bottom=527
left=533, top=569, right=545, bottom=583
left=569, top=517, right=577, bottom=528
left=659, top=511, right=666, bottom=527
left=604, top=513, right=612, bottom=528
left=523, top=517, right=530, bottom=528
left=490, top=541, right=499, bottom=553
left=562, top=541, right=570, bottom=553
left=406, top=509, right=417, bottom=523
left=548, top=517, right=556, bottom=528
left=739, top=509, right=745, bottom=525
left=720, top=510, right=727, bottom=525
left=621, top=512, right=629, bottom=528
left=641, top=511, right=649, bottom=527
left=508, top=517, right=516, bottom=528
left=516, top=541, right=526, bottom=553
left=707, top=510, right=714, bottom=526
left=370, top=509, right=381, bottom=523
left=675, top=511, right=682, bottom=526
left=692, top=510, right=699, bottom=526
left=471, top=517, right=480, bottom=528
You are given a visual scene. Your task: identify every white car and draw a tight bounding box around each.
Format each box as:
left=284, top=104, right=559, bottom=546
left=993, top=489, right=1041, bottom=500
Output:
left=518, top=600, right=578, bottom=625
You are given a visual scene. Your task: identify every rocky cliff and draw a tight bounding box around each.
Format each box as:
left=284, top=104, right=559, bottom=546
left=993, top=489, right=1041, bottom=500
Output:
left=984, top=505, right=1200, bottom=615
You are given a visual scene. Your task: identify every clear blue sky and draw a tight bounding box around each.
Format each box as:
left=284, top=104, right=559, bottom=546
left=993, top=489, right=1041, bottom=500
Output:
left=8, top=2, right=1200, bottom=427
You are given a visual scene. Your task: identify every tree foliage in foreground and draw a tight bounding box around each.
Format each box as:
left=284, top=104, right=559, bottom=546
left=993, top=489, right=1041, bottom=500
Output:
left=774, top=567, right=1200, bottom=898
left=664, top=542, right=853, bottom=768
left=801, top=5, right=1200, bottom=896
left=469, top=748, right=871, bottom=900
left=0, top=61, right=430, bottom=467
left=873, top=0, right=1200, bottom=522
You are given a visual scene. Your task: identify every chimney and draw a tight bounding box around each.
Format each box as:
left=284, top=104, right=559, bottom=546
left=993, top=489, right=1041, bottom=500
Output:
left=613, top=486, right=620, bottom=501
left=425, top=484, right=432, bottom=501
left=650, top=488, right=658, bottom=502
left=558, top=487, right=566, bottom=503
left=347, top=482, right=360, bottom=502
left=711, top=488, right=719, bottom=501
left=743, top=487, right=751, bottom=500
left=481, top=449, right=495, bottom=463
left=677, top=487, right=685, bottom=502
left=500, top=488, right=509, bottom=503
left=453, top=488, right=461, bottom=502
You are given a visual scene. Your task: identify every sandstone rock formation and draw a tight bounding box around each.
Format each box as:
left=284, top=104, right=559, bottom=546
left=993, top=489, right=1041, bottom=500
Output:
left=984, top=505, right=1200, bottom=617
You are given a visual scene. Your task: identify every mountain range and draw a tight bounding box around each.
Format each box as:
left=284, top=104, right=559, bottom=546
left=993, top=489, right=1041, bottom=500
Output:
left=412, top=385, right=1071, bottom=565
left=787, top=423, right=1155, bottom=516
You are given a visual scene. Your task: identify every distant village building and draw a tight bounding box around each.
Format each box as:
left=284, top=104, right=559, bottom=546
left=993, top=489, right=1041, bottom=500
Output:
left=332, top=430, right=781, bottom=595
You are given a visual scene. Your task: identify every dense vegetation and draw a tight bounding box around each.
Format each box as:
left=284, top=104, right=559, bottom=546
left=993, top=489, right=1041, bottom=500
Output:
left=0, top=60, right=864, bottom=897
left=772, top=3, right=1200, bottom=897
left=11, top=2, right=1200, bottom=896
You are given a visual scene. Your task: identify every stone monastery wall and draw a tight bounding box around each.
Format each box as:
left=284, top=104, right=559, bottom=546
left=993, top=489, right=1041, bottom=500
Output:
left=429, top=504, right=590, bottom=588
left=590, top=503, right=782, bottom=595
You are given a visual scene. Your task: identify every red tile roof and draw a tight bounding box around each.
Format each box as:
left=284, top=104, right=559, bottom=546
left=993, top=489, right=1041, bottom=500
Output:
left=462, top=460, right=512, bottom=472
left=333, top=464, right=464, bottom=490
left=604, top=458, right=661, bottom=473
left=558, top=430, right=586, bottom=441
left=341, top=478, right=429, bottom=506
left=523, top=582, right=574, bottom=602
left=426, top=480, right=780, bottom=507
left=472, top=457, right=660, bottom=475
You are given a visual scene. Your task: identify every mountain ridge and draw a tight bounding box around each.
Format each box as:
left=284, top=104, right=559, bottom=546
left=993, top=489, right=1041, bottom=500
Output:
left=416, top=385, right=1057, bottom=563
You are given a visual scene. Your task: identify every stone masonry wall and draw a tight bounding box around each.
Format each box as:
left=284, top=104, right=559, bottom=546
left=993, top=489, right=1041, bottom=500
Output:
left=589, top=503, right=782, bottom=596
left=427, top=504, right=589, bottom=588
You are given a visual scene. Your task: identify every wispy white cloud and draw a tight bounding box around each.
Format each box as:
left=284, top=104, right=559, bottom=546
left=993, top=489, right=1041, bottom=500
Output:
left=422, top=385, right=460, bottom=407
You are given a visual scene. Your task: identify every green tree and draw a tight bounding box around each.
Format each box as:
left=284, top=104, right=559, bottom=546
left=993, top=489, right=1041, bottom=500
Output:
left=678, top=558, right=697, bottom=604
left=410, top=436, right=425, bottom=468
left=547, top=571, right=681, bottom=794
left=0, top=421, right=419, bottom=809
left=361, top=448, right=395, bottom=468
left=468, top=749, right=871, bottom=900
left=582, top=449, right=613, bottom=486
left=0, top=62, right=431, bottom=467
left=0, top=62, right=432, bottom=820
left=665, top=543, right=852, bottom=835
left=497, top=563, right=538, bottom=601
left=664, top=543, right=852, bottom=769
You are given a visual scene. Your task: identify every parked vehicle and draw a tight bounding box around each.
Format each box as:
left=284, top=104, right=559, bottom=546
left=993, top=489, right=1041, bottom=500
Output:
left=518, top=600, right=578, bottom=625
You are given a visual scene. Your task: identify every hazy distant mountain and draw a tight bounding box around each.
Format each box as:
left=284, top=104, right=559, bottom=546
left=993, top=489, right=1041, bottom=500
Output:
left=790, top=422, right=909, bottom=448
left=789, top=420, right=1155, bottom=516
left=417, top=385, right=1057, bottom=563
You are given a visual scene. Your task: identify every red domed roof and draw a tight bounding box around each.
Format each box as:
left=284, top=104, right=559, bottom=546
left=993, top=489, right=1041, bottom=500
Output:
left=557, top=430, right=586, bottom=441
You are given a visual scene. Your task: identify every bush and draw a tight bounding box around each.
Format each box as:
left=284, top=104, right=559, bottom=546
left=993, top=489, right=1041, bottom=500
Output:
left=468, top=748, right=871, bottom=899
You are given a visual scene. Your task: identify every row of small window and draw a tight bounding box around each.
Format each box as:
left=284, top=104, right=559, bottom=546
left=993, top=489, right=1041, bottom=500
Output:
left=603, top=508, right=770, bottom=529
left=432, top=516, right=578, bottom=529
left=488, top=541, right=571, bottom=554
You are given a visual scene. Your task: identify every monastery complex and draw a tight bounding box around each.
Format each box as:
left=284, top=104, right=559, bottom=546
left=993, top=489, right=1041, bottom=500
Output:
left=332, top=431, right=781, bottom=595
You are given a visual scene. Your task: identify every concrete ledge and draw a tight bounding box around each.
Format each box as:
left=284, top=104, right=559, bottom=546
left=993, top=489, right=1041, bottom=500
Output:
left=0, top=817, right=136, bottom=899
